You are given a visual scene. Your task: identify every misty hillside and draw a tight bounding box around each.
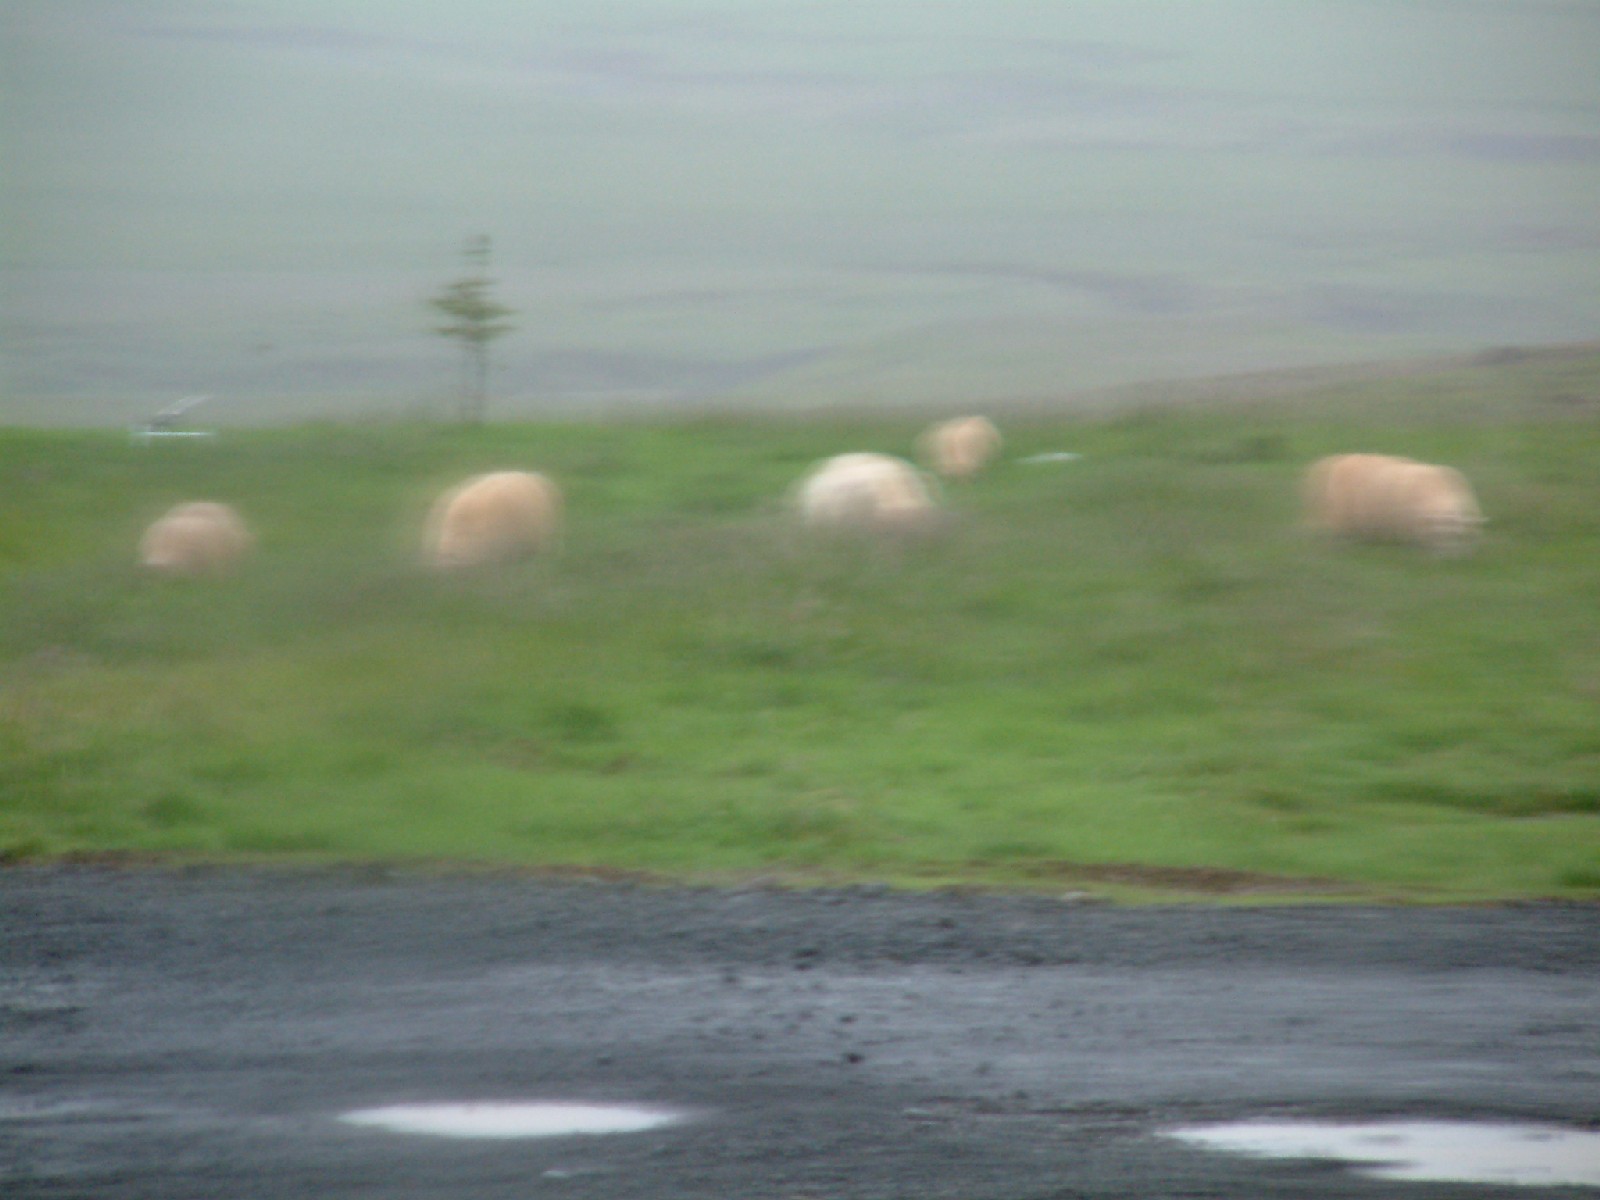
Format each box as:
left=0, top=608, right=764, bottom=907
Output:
left=3, top=2, right=1597, bottom=425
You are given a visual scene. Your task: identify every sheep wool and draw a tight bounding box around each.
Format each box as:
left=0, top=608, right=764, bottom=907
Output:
left=139, top=501, right=254, bottom=576
left=422, top=470, right=562, bottom=569
left=917, top=416, right=1002, bottom=482
left=1303, top=453, right=1483, bottom=555
left=794, top=452, right=941, bottom=535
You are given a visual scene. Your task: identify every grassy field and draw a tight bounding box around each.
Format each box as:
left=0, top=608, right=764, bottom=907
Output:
left=3, top=352, right=1599, bottom=901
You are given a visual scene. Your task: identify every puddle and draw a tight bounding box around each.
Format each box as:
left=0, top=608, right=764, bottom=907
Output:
left=1167, top=1119, right=1600, bottom=1186
left=339, top=1102, right=684, bottom=1140
left=0, top=1098, right=105, bottom=1122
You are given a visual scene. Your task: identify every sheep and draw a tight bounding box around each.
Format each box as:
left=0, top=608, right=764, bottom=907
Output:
left=421, top=470, right=563, bottom=570
left=917, top=415, right=1002, bottom=483
left=1302, top=453, right=1484, bottom=555
left=792, top=452, right=942, bottom=536
left=138, top=501, right=254, bottom=576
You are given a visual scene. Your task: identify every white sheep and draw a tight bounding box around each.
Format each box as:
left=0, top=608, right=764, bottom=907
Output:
left=1303, top=453, right=1484, bottom=555
left=138, top=501, right=254, bottom=576
left=421, top=470, right=563, bottom=570
left=917, top=416, right=1002, bottom=483
left=792, top=452, right=942, bottom=536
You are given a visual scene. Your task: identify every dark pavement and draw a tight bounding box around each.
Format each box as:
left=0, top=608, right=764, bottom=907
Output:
left=3, top=867, right=1596, bottom=1198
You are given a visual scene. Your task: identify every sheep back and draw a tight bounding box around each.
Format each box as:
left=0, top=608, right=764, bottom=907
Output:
left=139, top=501, right=254, bottom=576
left=917, top=416, right=1002, bottom=482
left=422, top=470, right=563, bottom=569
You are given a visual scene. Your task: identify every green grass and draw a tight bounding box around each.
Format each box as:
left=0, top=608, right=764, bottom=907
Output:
left=3, top=357, right=1599, bottom=901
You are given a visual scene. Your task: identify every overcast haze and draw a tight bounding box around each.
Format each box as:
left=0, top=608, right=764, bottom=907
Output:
left=3, top=0, right=1598, bottom=424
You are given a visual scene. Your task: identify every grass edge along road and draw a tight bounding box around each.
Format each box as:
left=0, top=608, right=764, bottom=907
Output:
left=3, top=350, right=1599, bottom=902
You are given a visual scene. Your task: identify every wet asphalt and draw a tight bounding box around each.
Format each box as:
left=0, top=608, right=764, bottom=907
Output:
left=2, top=866, right=1597, bottom=1198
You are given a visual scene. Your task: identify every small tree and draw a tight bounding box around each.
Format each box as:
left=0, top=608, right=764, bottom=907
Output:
left=429, top=235, right=516, bottom=424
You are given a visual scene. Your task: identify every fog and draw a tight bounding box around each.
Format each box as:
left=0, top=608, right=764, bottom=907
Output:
left=3, top=0, right=1597, bottom=424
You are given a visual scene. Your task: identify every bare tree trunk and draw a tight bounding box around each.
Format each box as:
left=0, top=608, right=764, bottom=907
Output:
left=471, top=343, right=489, bottom=424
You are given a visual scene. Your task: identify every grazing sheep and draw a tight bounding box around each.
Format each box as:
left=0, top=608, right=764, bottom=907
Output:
left=793, top=452, right=941, bottom=535
left=1303, top=453, right=1484, bottom=555
left=422, top=470, right=562, bottom=570
left=917, top=416, right=1002, bottom=483
left=138, top=501, right=254, bottom=576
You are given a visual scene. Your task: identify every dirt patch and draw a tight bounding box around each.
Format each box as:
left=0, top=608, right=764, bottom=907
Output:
left=13, top=850, right=1377, bottom=898
left=996, top=859, right=1369, bottom=896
